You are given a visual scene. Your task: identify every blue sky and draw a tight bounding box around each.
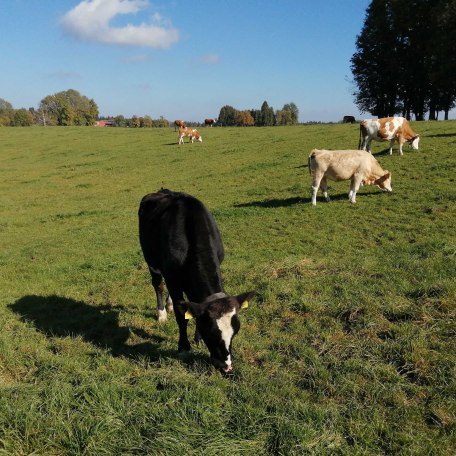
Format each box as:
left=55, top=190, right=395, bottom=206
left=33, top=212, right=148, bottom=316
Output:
left=1, top=0, right=376, bottom=122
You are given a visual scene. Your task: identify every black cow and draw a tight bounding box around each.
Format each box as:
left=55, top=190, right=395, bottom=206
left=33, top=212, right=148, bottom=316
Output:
left=343, top=115, right=356, bottom=124
left=138, top=189, right=255, bottom=373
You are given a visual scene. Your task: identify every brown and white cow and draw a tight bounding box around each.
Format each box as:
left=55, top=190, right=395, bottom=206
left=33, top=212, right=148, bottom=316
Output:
left=174, top=119, right=186, bottom=131
left=308, top=149, right=392, bottom=205
left=359, top=117, right=420, bottom=155
left=139, top=189, right=255, bottom=373
left=178, top=127, right=202, bottom=144
left=204, top=118, right=216, bottom=127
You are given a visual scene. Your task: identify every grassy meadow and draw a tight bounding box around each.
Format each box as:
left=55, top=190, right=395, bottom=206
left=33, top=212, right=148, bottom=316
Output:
left=1, top=122, right=455, bottom=455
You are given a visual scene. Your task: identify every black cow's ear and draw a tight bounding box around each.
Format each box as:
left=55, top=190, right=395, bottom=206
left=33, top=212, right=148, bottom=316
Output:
left=235, top=291, right=256, bottom=311
left=184, top=301, right=207, bottom=320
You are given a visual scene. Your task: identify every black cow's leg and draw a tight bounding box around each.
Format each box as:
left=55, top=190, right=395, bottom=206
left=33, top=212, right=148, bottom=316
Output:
left=150, top=269, right=167, bottom=322
left=194, top=328, right=201, bottom=345
left=165, top=277, right=190, bottom=352
left=173, top=297, right=191, bottom=352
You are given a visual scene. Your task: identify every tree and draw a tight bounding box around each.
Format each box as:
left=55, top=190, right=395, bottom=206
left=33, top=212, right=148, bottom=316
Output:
left=218, top=105, right=238, bottom=126
left=282, top=103, right=299, bottom=124
left=259, top=101, right=275, bottom=126
left=351, top=0, right=401, bottom=117
left=141, top=115, right=153, bottom=128
left=276, top=109, right=293, bottom=126
left=235, top=110, right=255, bottom=126
left=12, top=109, right=34, bottom=126
left=39, top=90, right=99, bottom=126
left=131, top=116, right=141, bottom=128
left=0, top=98, right=14, bottom=126
left=427, top=0, right=456, bottom=119
left=114, top=115, right=127, bottom=127
left=351, top=0, right=456, bottom=120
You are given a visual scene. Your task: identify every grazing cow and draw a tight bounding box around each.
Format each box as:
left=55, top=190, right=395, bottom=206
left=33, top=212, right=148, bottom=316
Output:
left=308, top=149, right=392, bottom=205
left=178, top=127, right=202, bottom=144
left=139, top=189, right=255, bottom=373
left=343, top=115, right=356, bottom=124
left=204, top=118, right=216, bottom=127
left=174, top=120, right=186, bottom=131
left=359, top=117, right=420, bottom=155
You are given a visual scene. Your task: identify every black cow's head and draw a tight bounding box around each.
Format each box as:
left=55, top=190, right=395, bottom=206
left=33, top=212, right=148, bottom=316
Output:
left=184, top=291, right=255, bottom=373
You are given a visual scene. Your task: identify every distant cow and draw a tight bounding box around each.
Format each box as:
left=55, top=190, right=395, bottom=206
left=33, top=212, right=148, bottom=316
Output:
left=343, top=115, right=356, bottom=124
left=178, top=127, right=202, bottom=144
left=308, top=149, right=392, bottom=205
left=174, top=120, right=186, bottom=131
left=359, top=117, right=420, bottom=155
left=204, top=118, right=216, bottom=127
left=138, top=189, right=255, bottom=373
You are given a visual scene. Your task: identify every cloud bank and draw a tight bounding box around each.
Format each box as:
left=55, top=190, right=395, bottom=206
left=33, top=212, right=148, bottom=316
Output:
left=61, top=0, right=179, bottom=48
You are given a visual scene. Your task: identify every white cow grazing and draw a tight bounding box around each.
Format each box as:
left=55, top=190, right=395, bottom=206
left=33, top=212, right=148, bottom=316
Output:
left=178, top=127, right=202, bottom=145
left=359, top=117, right=420, bottom=155
left=308, top=149, right=392, bottom=205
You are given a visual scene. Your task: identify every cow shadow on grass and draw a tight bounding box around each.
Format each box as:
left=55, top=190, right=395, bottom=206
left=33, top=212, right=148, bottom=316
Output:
left=426, top=133, right=456, bottom=138
left=8, top=295, right=183, bottom=363
left=235, top=196, right=306, bottom=208
left=235, top=189, right=388, bottom=208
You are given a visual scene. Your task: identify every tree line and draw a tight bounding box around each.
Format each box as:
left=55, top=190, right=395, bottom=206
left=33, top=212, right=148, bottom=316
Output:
left=1, top=93, right=300, bottom=128
left=351, top=0, right=456, bottom=120
left=217, top=101, right=299, bottom=126
left=0, top=90, right=99, bottom=127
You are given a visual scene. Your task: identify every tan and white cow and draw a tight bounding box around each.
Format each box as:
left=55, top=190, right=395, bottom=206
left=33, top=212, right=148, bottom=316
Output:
left=308, top=149, right=392, bottom=205
left=359, top=117, right=420, bottom=155
left=178, top=127, right=202, bottom=144
left=174, top=119, right=186, bottom=131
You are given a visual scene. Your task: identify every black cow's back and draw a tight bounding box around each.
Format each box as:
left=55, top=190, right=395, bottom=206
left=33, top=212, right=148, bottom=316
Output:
left=138, top=189, right=224, bottom=303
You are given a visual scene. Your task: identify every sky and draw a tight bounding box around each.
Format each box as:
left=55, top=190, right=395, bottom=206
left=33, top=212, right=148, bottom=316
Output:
left=0, top=0, right=391, bottom=123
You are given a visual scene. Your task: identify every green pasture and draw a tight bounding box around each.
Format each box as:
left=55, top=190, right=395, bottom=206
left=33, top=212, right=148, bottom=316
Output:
left=1, top=122, right=455, bottom=454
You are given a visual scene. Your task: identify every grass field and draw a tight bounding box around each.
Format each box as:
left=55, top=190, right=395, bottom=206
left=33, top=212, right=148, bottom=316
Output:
left=1, top=122, right=455, bottom=455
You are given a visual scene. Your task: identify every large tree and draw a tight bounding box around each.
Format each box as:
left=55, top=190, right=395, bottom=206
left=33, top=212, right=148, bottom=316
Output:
left=0, top=98, right=14, bottom=126
left=218, top=105, right=238, bottom=126
left=276, top=102, right=299, bottom=125
left=351, top=0, right=456, bottom=120
left=38, top=89, right=99, bottom=126
left=351, top=0, right=400, bottom=117
left=258, top=101, right=275, bottom=126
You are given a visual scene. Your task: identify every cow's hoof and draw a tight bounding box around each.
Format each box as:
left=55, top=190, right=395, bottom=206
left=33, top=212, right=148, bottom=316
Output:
left=157, top=309, right=168, bottom=322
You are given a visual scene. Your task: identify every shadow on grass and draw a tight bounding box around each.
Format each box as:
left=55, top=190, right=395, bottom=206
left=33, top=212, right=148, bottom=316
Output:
left=234, top=189, right=385, bottom=208
left=426, top=133, right=456, bottom=138
left=8, top=295, right=180, bottom=362
left=235, top=196, right=306, bottom=208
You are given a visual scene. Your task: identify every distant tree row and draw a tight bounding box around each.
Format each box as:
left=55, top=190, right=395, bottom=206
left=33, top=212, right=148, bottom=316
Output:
left=0, top=90, right=99, bottom=126
left=351, top=0, right=456, bottom=120
left=106, top=115, right=170, bottom=128
left=217, top=101, right=299, bottom=126
left=2, top=92, right=302, bottom=128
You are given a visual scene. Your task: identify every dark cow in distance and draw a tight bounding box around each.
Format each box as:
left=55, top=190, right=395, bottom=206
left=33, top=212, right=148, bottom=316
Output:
left=174, top=119, right=186, bottom=131
left=343, top=115, right=356, bottom=124
left=138, top=189, right=255, bottom=373
left=204, top=118, right=216, bottom=127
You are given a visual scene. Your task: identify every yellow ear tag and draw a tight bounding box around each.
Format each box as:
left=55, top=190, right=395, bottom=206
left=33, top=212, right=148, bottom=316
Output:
left=241, top=300, right=249, bottom=310
left=184, top=310, right=193, bottom=320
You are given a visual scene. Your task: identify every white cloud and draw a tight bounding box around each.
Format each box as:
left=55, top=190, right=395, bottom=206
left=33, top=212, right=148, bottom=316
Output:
left=61, top=0, right=179, bottom=48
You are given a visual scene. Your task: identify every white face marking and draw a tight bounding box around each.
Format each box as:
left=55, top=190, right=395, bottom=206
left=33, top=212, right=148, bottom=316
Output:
left=411, top=136, right=420, bottom=150
left=216, top=309, right=236, bottom=361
